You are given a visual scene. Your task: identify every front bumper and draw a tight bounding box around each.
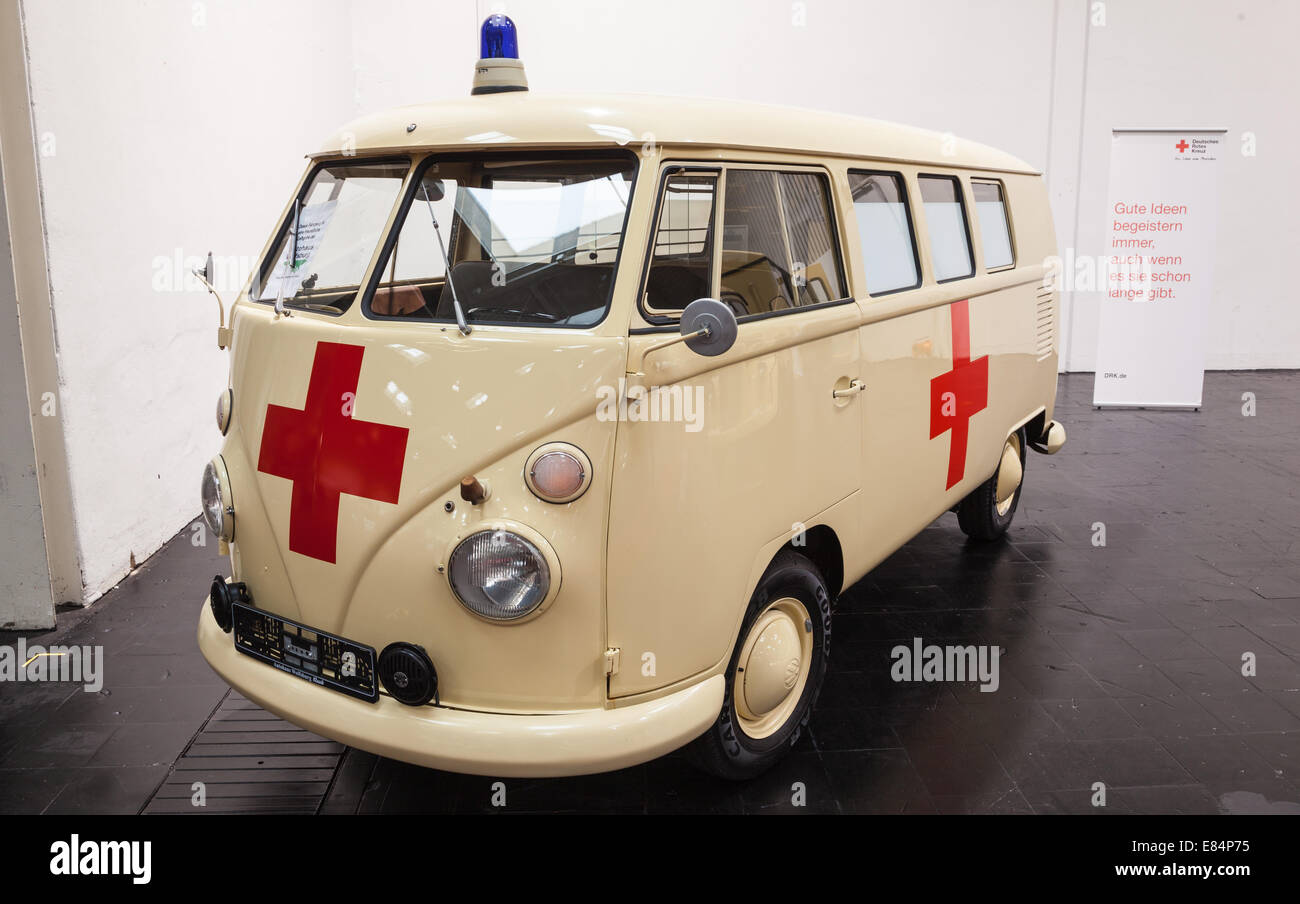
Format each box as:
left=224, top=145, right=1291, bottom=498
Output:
left=197, top=600, right=723, bottom=777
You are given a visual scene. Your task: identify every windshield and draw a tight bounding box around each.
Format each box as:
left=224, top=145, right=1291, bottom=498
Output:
left=367, top=152, right=637, bottom=327
left=251, top=160, right=408, bottom=314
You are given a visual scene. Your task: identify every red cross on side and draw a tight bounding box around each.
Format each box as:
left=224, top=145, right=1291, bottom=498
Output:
left=1175, top=139, right=1190, bottom=152
left=929, top=299, right=988, bottom=490
left=257, top=342, right=409, bottom=564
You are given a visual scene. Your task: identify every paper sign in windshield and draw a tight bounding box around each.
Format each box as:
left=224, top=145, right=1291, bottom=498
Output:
left=259, top=200, right=337, bottom=301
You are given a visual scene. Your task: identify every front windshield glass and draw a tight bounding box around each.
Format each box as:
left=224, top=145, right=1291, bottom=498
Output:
left=367, top=152, right=637, bottom=327
left=251, top=160, right=408, bottom=314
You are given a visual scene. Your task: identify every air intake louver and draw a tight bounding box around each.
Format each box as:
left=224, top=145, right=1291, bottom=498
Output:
left=1035, top=287, right=1056, bottom=360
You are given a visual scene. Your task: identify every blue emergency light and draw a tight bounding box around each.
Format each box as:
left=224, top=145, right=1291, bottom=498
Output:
left=472, top=14, right=528, bottom=95
left=480, top=14, right=519, bottom=60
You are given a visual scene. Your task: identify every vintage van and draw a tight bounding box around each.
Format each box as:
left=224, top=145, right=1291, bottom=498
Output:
left=196, top=16, right=1066, bottom=779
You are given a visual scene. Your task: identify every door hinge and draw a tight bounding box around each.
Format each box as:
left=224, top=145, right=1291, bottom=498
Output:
left=603, top=647, right=621, bottom=676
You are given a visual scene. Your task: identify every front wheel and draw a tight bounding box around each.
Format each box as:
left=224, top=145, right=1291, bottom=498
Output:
left=957, top=429, right=1026, bottom=541
left=688, top=550, right=831, bottom=780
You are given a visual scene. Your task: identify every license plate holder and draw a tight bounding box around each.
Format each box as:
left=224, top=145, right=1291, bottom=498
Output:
left=232, top=602, right=378, bottom=702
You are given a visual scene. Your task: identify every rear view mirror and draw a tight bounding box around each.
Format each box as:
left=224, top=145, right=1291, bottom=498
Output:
left=196, top=251, right=215, bottom=286
left=420, top=176, right=447, bottom=202
left=680, top=297, right=738, bottom=357
left=627, top=297, right=738, bottom=377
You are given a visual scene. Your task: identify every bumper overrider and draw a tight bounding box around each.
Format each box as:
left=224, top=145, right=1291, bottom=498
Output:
left=197, top=600, right=723, bottom=777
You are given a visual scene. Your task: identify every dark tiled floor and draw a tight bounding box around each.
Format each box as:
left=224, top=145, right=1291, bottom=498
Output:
left=1, top=371, right=1297, bottom=814
left=143, top=691, right=346, bottom=814
left=0, top=534, right=229, bottom=814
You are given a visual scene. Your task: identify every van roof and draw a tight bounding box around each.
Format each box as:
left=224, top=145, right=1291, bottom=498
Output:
left=316, top=93, right=1040, bottom=175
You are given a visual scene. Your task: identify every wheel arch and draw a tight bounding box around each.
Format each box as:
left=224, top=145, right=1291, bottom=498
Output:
left=786, top=524, right=844, bottom=598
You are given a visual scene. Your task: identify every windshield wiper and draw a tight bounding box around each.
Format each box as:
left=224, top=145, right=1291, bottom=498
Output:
left=421, top=178, right=471, bottom=335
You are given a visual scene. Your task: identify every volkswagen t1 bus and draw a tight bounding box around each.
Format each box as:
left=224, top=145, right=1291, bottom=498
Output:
left=195, top=15, right=1066, bottom=779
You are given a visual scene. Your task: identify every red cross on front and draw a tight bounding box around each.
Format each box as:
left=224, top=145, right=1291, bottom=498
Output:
left=1175, top=139, right=1190, bottom=152
left=257, top=342, right=410, bottom=564
left=929, top=299, right=989, bottom=490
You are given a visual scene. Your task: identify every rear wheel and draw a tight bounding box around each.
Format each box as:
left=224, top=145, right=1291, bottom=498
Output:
left=957, top=429, right=1026, bottom=541
left=688, top=550, right=831, bottom=780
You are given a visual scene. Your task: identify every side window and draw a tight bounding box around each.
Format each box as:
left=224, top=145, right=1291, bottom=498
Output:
left=720, top=170, right=793, bottom=316
left=778, top=172, right=847, bottom=305
left=848, top=171, right=920, bottom=296
left=719, top=169, right=846, bottom=316
left=918, top=175, right=974, bottom=282
left=643, top=171, right=717, bottom=313
left=972, top=180, right=1014, bottom=270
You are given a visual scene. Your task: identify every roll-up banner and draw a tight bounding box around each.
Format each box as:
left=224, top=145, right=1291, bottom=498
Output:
left=1093, top=129, right=1226, bottom=409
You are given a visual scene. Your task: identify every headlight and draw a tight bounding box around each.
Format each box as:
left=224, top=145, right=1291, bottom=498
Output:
left=524, top=442, right=592, bottom=503
left=447, top=530, right=550, bottom=621
left=216, top=388, right=233, bottom=435
left=201, top=457, right=235, bottom=542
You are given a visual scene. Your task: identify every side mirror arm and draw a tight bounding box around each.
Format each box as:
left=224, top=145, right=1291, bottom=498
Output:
left=624, top=297, right=737, bottom=398
left=626, top=326, right=710, bottom=377
left=192, top=251, right=231, bottom=349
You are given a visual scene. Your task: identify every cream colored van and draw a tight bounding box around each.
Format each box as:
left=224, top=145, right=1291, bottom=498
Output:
left=195, top=19, right=1065, bottom=780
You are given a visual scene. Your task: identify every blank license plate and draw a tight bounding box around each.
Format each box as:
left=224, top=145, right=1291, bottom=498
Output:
left=232, top=602, right=377, bottom=702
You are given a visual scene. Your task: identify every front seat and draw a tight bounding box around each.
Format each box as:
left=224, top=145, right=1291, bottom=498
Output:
left=372, top=285, right=426, bottom=316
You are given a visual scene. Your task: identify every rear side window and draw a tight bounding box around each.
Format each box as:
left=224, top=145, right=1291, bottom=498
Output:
left=719, top=169, right=846, bottom=316
left=972, top=180, right=1014, bottom=269
left=918, top=175, right=974, bottom=282
left=848, top=171, right=920, bottom=296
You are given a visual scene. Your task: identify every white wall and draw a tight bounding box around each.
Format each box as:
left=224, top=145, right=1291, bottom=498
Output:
left=21, top=0, right=357, bottom=603
left=0, top=152, right=55, bottom=628
left=1064, top=0, right=1300, bottom=369
left=350, top=0, right=1058, bottom=174
left=13, top=0, right=1298, bottom=607
left=368, top=0, right=1300, bottom=370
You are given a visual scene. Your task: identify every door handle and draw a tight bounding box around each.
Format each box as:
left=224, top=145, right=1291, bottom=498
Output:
left=832, top=379, right=865, bottom=399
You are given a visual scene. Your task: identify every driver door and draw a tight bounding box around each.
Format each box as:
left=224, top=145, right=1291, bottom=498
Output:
left=605, top=161, right=863, bottom=698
